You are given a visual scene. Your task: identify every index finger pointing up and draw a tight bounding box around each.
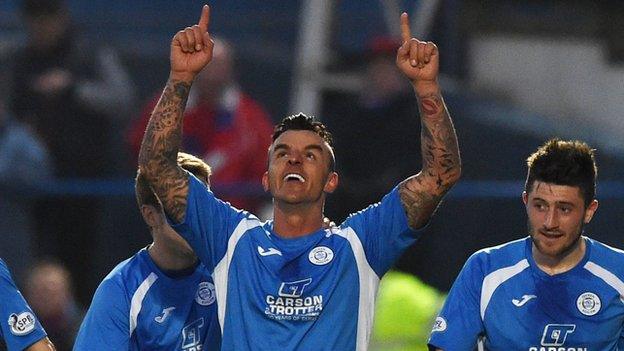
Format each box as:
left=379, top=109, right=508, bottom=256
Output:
left=400, top=12, right=411, bottom=43
left=198, top=5, right=210, bottom=32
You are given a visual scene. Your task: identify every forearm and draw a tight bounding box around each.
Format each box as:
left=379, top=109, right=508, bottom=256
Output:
left=26, top=337, right=55, bottom=351
left=399, top=82, right=461, bottom=229
left=415, top=82, right=460, bottom=192
left=138, top=76, right=192, bottom=222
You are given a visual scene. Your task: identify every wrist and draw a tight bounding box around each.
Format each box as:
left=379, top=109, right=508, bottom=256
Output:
left=169, top=71, right=196, bottom=83
left=412, top=80, right=440, bottom=96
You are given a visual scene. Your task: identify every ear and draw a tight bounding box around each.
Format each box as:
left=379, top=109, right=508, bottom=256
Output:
left=323, top=172, right=339, bottom=194
left=140, top=205, right=161, bottom=227
left=583, top=199, right=599, bottom=224
left=262, top=171, right=270, bottom=192
left=522, top=191, right=528, bottom=205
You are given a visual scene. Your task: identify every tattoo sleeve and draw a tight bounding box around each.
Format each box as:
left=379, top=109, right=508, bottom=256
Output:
left=138, top=78, right=191, bottom=223
left=399, top=88, right=461, bottom=229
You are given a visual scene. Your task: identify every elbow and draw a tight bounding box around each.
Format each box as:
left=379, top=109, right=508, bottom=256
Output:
left=137, top=153, right=159, bottom=184
left=448, top=164, right=462, bottom=187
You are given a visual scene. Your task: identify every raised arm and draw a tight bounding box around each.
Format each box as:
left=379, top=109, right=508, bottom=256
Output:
left=138, top=5, right=214, bottom=222
left=396, top=13, right=461, bottom=229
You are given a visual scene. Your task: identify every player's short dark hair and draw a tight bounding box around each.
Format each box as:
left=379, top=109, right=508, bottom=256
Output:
left=135, top=152, right=211, bottom=211
left=525, top=138, right=597, bottom=206
left=271, top=113, right=335, bottom=171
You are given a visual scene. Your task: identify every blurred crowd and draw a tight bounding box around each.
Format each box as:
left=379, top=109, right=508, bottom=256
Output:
left=0, top=0, right=278, bottom=347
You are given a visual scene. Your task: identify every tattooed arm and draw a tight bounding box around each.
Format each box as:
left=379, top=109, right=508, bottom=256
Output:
left=138, top=5, right=214, bottom=222
left=395, top=13, right=461, bottom=229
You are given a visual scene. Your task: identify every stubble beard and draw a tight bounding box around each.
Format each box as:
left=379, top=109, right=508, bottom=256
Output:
left=527, top=219, right=585, bottom=261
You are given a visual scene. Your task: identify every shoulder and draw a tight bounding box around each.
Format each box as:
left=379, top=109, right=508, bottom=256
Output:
left=342, top=186, right=404, bottom=223
left=466, top=237, right=529, bottom=275
left=97, top=251, right=152, bottom=298
left=584, top=237, right=624, bottom=276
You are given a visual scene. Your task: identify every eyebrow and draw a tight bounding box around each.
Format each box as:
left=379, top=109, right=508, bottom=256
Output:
left=532, top=197, right=576, bottom=207
left=273, top=144, right=324, bottom=153
left=304, top=145, right=324, bottom=153
left=273, top=144, right=289, bottom=152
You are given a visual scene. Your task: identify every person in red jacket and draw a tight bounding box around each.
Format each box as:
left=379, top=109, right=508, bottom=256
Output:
left=127, top=38, right=273, bottom=212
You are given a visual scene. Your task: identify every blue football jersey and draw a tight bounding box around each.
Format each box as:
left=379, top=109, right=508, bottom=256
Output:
left=0, top=258, right=47, bottom=350
left=170, top=174, right=419, bottom=350
left=429, top=237, right=624, bottom=350
left=74, top=248, right=220, bottom=350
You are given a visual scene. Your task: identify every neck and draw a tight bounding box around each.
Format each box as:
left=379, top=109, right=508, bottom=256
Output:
left=532, top=237, right=586, bottom=275
left=272, top=201, right=324, bottom=238
left=148, top=240, right=197, bottom=272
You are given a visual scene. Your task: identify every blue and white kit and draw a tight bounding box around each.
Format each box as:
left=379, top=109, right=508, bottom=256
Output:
left=74, top=248, right=220, bottom=350
left=0, top=258, right=47, bottom=350
left=429, top=237, right=624, bottom=350
left=171, top=174, right=420, bottom=350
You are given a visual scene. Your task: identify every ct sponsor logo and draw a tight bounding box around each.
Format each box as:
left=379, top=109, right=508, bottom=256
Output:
left=308, top=246, right=334, bottom=265
left=265, top=278, right=324, bottom=321
left=576, top=292, right=601, bottom=316
left=8, top=312, right=35, bottom=336
left=431, top=316, right=447, bottom=332
left=195, top=281, right=216, bottom=306
left=529, top=324, right=588, bottom=350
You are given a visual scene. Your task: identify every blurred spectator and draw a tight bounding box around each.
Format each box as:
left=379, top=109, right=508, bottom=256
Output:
left=7, top=0, right=135, bottom=304
left=127, top=38, right=273, bottom=213
left=23, top=260, right=82, bottom=351
left=370, top=270, right=445, bottom=351
left=0, top=100, right=52, bottom=284
left=325, top=36, right=422, bottom=220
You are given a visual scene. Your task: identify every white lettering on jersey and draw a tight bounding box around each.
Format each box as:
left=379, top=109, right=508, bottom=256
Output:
left=265, top=278, right=323, bottom=321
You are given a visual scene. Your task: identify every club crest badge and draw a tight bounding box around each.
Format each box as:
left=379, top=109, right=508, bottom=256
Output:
left=309, top=246, right=334, bottom=266
left=577, top=292, right=601, bottom=316
left=195, top=281, right=216, bottom=306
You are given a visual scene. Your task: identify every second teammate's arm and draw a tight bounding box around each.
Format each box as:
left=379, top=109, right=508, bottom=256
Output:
left=396, top=13, right=461, bottom=229
left=26, top=338, right=56, bottom=351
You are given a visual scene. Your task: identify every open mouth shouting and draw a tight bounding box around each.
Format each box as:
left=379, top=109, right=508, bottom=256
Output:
left=283, top=173, right=306, bottom=183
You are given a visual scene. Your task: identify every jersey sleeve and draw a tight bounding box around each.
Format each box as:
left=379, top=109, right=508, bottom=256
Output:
left=341, top=186, right=420, bottom=276
left=73, top=277, right=131, bottom=350
left=428, top=252, right=485, bottom=350
left=0, top=260, right=47, bottom=351
left=170, top=174, right=250, bottom=271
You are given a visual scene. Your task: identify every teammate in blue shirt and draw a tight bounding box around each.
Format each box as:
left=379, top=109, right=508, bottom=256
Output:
left=73, top=152, right=220, bottom=350
left=429, top=139, right=624, bottom=350
left=138, top=5, right=461, bottom=350
left=0, top=259, right=55, bottom=351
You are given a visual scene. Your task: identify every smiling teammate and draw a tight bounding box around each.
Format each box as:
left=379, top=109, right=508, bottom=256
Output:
left=139, top=5, right=460, bottom=350
left=429, top=139, right=624, bottom=350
